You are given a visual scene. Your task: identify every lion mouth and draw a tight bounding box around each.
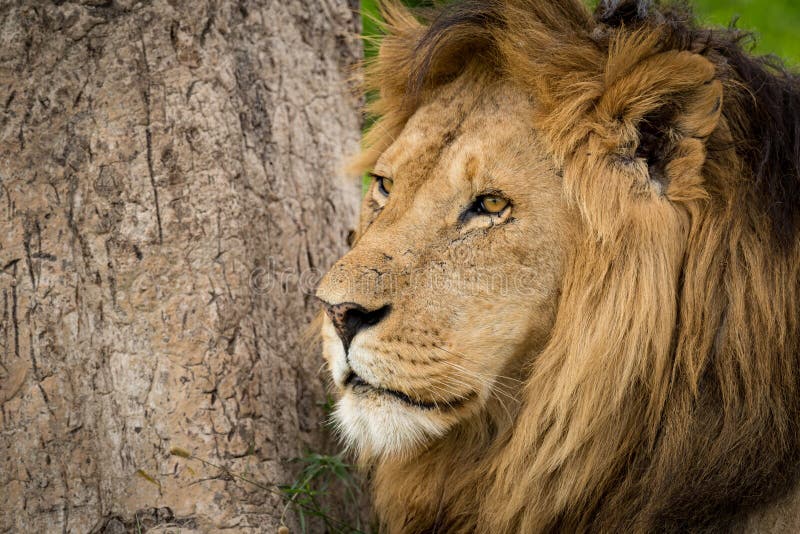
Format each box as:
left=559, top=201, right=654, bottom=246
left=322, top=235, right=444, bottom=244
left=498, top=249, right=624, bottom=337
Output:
left=344, top=371, right=472, bottom=411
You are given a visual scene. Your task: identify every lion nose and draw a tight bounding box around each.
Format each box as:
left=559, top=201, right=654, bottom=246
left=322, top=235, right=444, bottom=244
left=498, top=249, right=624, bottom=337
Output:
left=324, top=302, right=391, bottom=352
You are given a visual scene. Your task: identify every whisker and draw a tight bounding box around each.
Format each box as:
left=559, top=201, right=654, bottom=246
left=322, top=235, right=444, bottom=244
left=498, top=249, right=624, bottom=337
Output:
left=411, top=350, right=519, bottom=422
left=433, top=358, right=519, bottom=403
left=432, top=345, right=526, bottom=384
left=423, top=350, right=521, bottom=423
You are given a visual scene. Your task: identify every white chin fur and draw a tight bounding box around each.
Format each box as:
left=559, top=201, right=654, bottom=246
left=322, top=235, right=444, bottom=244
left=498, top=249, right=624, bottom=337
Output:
left=334, top=392, right=449, bottom=458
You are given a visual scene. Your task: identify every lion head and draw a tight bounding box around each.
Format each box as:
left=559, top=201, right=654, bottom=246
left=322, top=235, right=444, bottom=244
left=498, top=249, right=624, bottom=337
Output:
left=317, top=75, right=572, bottom=458
left=316, top=0, right=800, bottom=532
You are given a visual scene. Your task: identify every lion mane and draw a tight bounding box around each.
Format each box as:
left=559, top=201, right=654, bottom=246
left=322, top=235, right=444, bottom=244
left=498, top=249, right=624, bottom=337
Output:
left=353, top=0, right=800, bottom=531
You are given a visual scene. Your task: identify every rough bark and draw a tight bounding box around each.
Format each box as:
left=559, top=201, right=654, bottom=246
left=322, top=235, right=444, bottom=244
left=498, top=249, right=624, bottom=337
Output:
left=0, top=0, right=361, bottom=531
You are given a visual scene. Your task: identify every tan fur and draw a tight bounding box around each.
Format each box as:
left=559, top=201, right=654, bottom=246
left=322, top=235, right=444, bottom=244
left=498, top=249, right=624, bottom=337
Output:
left=316, top=1, right=800, bottom=531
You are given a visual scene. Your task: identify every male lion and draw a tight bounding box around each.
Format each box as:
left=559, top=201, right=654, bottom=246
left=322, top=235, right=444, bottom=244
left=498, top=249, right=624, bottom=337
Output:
left=315, top=0, right=800, bottom=531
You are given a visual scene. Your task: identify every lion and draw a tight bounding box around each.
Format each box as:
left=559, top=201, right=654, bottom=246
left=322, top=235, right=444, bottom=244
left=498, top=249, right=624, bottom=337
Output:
left=314, top=0, right=800, bottom=531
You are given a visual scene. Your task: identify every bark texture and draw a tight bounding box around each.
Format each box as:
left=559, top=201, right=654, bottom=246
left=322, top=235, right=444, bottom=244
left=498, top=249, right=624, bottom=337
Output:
left=0, top=0, right=361, bottom=531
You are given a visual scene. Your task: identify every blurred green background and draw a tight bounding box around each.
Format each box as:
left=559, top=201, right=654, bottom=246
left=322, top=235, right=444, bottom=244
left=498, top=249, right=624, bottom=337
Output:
left=699, top=0, right=800, bottom=63
left=362, top=0, right=800, bottom=64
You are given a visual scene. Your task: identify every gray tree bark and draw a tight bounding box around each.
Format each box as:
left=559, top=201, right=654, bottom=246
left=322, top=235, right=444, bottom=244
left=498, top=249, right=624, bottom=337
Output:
left=0, top=0, right=361, bottom=531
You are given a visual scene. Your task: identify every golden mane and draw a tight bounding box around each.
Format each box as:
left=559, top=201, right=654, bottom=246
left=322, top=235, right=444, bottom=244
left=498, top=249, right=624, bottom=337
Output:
left=357, top=0, right=800, bottom=531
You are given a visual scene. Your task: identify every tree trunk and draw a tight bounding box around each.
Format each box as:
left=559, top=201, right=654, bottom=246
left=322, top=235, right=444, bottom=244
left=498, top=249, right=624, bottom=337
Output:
left=0, top=0, right=361, bottom=531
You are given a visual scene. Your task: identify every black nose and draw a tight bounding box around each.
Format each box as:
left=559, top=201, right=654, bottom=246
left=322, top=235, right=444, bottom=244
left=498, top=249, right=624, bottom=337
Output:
left=324, top=302, right=391, bottom=351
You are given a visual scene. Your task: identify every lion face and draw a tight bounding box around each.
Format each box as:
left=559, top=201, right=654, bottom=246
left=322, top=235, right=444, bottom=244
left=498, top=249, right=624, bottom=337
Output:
left=316, top=79, right=577, bottom=458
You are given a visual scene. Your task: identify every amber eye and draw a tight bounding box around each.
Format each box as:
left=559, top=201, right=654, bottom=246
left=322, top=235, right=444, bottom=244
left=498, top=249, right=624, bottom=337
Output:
left=371, top=174, right=394, bottom=196
left=378, top=177, right=394, bottom=195
left=477, top=195, right=509, bottom=214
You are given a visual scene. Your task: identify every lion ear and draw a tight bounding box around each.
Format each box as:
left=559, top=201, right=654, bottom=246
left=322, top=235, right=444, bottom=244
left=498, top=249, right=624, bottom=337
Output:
left=554, top=46, right=723, bottom=238
left=594, top=48, right=723, bottom=196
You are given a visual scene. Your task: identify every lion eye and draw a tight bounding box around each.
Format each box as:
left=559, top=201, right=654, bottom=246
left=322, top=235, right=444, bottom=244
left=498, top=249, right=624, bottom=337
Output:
left=477, top=195, right=509, bottom=214
left=372, top=174, right=394, bottom=196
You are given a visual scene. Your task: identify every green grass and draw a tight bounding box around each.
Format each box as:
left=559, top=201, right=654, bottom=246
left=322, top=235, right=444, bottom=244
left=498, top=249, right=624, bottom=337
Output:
left=169, top=446, right=364, bottom=533
left=362, top=0, right=800, bottom=65
left=278, top=452, right=364, bottom=534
